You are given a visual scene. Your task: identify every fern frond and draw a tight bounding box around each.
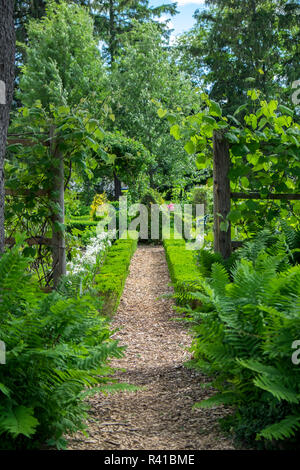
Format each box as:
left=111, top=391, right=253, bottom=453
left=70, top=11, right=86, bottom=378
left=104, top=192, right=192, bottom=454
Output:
left=257, top=415, right=300, bottom=441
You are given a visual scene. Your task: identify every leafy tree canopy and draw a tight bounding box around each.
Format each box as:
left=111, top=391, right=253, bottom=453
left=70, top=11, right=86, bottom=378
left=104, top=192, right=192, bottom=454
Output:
left=18, top=1, right=106, bottom=111
left=176, top=0, right=300, bottom=113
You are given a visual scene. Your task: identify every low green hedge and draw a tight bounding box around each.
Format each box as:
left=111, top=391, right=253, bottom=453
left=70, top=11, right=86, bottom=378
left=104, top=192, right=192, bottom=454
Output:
left=163, top=236, right=202, bottom=300
left=95, top=233, right=138, bottom=315
left=66, top=217, right=99, bottom=231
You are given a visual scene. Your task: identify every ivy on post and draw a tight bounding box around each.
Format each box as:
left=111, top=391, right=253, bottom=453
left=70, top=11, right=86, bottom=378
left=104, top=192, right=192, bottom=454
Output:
left=50, top=126, right=66, bottom=288
left=213, top=129, right=231, bottom=259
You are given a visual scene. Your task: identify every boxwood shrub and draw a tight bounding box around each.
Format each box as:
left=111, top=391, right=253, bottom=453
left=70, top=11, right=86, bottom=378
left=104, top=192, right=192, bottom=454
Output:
left=163, top=236, right=202, bottom=302
left=95, top=233, right=138, bottom=315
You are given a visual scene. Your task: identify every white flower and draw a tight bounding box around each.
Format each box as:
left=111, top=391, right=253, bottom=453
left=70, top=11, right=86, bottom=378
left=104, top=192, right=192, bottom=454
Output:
left=67, top=231, right=112, bottom=276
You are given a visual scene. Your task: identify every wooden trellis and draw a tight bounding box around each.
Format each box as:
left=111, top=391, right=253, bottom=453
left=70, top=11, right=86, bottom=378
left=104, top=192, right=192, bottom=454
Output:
left=212, top=129, right=300, bottom=259
left=5, top=131, right=66, bottom=288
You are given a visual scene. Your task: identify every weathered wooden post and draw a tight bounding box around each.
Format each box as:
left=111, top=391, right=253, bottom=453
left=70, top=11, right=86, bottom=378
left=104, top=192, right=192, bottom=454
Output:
left=50, top=126, right=66, bottom=288
left=114, top=171, right=122, bottom=200
left=213, top=129, right=231, bottom=259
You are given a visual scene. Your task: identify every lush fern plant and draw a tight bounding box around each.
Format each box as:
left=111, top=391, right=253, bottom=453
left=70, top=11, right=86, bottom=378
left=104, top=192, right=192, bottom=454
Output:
left=0, top=241, right=127, bottom=449
left=187, top=232, right=300, bottom=448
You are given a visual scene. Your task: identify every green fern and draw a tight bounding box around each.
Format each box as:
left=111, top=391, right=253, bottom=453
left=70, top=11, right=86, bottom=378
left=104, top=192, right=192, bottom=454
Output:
left=258, top=416, right=300, bottom=441
left=183, top=230, right=300, bottom=448
left=0, top=241, right=128, bottom=449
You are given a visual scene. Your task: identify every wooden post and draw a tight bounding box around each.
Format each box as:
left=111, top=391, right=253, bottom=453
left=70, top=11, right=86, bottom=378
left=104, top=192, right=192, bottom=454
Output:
left=50, top=126, right=66, bottom=288
left=213, top=130, right=231, bottom=259
left=114, top=171, right=122, bottom=200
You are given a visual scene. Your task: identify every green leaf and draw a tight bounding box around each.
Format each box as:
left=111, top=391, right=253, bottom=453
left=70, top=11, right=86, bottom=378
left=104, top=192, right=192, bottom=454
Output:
left=193, top=392, right=236, bottom=408
left=157, top=108, right=167, bottom=118
left=234, top=104, right=248, bottom=116
left=231, top=144, right=250, bottom=156
left=94, top=128, right=105, bottom=140
left=203, top=115, right=216, bottom=125
left=257, top=416, right=300, bottom=441
left=167, top=113, right=177, bottom=124
left=227, top=114, right=241, bottom=126
left=220, top=220, right=230, bottom=232
left=278, top=105, right=293, bottom=117
left=22, top=107, right=29, bottom=117
left=225, top=132, right=239, bottom=143
left=184, top=141, right=196, bottom=155
left=228, top=209, right=242, bottom=223
left=0, top=383, right=10, bottom=397
left=247, top=89, right=260, bottom=101
left=0, top=406, right=39, bottom=438
left=241, top=176, right=249, bottom=188
left=170, top=124, right=181, bottom=140
left=57, top=105, right=70, bottom=115
left=23, top=247, right=37, bottom=258
left=209, top=100, right=222, bottom=117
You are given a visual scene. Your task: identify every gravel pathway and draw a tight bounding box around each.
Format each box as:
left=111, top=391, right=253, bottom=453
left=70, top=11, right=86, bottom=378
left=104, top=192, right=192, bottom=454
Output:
left=67, top=245, right=235, bottom=450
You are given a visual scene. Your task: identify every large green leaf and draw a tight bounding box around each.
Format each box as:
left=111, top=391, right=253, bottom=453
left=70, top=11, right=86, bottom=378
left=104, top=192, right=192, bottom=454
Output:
left=0, top=406, right=39, bottom=438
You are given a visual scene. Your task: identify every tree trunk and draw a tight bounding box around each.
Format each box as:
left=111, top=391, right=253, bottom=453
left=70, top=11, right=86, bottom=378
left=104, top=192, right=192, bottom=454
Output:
left=0, top=0, right=15, bottom=254
left=50, top=127, right=66, bottom=288
left=109, top=0, right=116, bottom=65
left=213, top=130, right=231, bottom=259
left=114, top=171, right=122, bottom=200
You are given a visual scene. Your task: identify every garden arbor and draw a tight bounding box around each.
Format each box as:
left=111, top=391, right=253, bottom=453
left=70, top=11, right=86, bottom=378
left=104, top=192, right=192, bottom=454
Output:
left=213, top=130, right=300, bottom=259
left=4, top=2, right=109, bottom=287
left=5, top=126, right=66, bottom=288
left=160, top=92, right=300, bottom=260
left=5, top=105, right=109, bottom=288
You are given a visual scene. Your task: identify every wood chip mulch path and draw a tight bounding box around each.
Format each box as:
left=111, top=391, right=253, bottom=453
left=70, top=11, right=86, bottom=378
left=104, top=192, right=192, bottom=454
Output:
left=67, top=245, right=235, bottom=450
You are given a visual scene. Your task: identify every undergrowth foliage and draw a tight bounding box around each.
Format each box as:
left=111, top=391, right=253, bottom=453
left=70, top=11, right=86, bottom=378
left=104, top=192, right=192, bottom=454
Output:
left=180, top=230, right=300, bottom=448
left=0, top=239, right=127, bottom=449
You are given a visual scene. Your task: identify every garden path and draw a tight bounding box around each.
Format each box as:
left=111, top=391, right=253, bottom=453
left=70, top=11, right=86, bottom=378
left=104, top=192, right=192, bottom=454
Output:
left=67, top=245, right=234, bottom=450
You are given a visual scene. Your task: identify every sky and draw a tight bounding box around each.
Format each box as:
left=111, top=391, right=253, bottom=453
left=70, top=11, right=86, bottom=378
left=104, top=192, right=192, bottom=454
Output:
left=150, top=0, right=206, bottom=39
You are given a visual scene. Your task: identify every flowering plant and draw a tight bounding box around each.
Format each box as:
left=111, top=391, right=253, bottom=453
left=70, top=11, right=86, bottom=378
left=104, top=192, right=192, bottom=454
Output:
left=90, top=193, right=108, bottom=220
left=67, top=230, right=116, bottom=278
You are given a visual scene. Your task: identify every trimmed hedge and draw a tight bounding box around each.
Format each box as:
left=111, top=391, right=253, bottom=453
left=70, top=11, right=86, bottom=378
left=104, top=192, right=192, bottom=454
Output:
left=163, top=236, right=202, bottom=299
left=66, top=217, right=99, bottom=231
left=95, top=234, right=138, bottom=315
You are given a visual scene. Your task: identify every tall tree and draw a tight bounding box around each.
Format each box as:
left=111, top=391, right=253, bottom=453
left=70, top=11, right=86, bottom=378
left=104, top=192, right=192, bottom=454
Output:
left=19, top=1, right=106, bottom=110
left=14, top=0, right=177, bottom=67
left=176, top=0, right=300, bottom=112
left=91, top=0, right=177, bottom=63
left=110, top=22, right=197, bottom=190
left=15, top=1, right=107, bottom=286
left=0, top=0, right=15, bottom=253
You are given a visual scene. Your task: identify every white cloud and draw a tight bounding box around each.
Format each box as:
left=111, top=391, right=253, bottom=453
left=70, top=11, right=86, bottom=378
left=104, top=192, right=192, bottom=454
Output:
left=176, top=0, right=205, bottom=6
left=158, top=14, right=174, bottom=30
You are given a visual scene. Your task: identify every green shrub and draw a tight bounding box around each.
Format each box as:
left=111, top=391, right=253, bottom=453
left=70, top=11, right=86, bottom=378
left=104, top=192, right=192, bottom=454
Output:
left=186, top=232, right=300, bottom=448
left=187, top=185, right=213, bottom=214
left=140, top=188, right=165, bottom=206
left=95, top=233, right=138, bottom=315
left=163, top=236, right=202, bottom=303
left=139, top=188, right=166, bottom=243
left=0, top=241, right=125, bottom=450
left=66, top=216, right=99, bottom=233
